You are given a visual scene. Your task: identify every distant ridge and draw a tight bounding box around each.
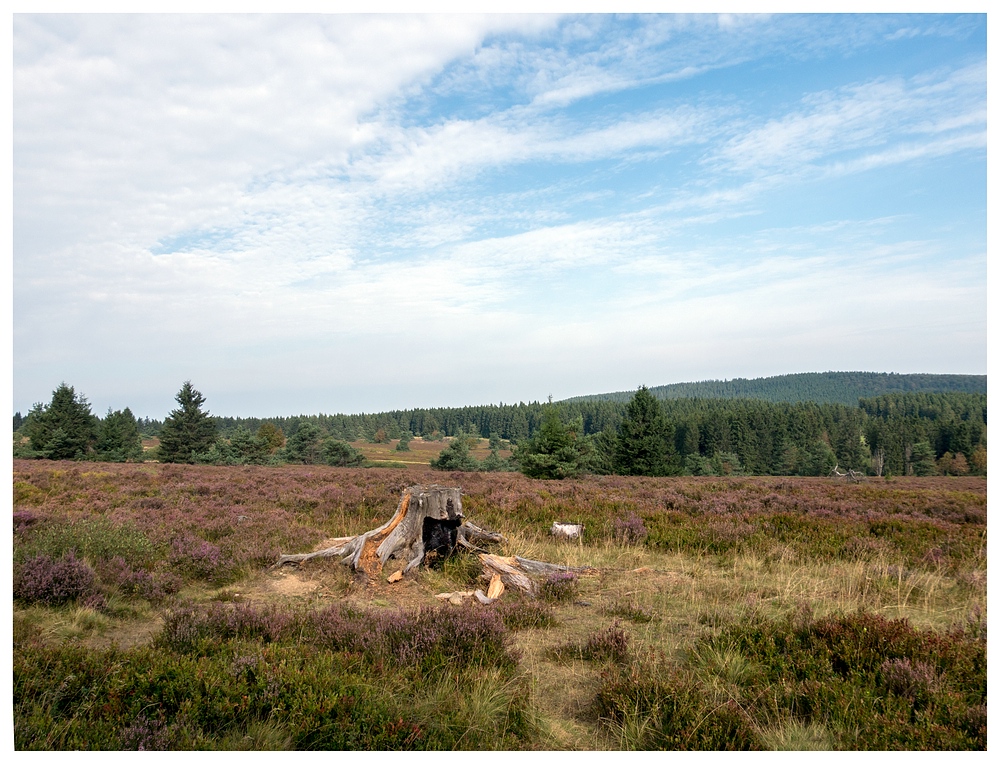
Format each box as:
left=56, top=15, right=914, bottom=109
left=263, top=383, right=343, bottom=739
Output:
left=561, top=372, right=986, bottom=407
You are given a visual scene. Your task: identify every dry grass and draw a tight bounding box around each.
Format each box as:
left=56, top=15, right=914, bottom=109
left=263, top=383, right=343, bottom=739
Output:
left=353, top=436, right=511, bottom=469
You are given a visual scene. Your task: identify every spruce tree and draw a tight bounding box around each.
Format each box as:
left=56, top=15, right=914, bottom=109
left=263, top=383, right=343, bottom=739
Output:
left=430, top=432, right=479, bottom=471
left=96, top=407, right=143, bottom=462
left=613, top=386, right=678, bottom=476
left=157, top=382, right=217, bottom=463
left=515, top=407, right=593, bottom=479
left=26, top=383, right=98, bottom=459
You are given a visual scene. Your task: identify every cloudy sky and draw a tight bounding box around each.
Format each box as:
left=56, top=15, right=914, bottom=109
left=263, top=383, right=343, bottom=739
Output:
left=13, top=12, right=987, bottom=420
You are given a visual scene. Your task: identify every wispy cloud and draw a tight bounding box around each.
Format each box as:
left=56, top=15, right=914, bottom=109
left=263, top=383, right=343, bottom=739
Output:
left=14, top=13, right=986, bottom=416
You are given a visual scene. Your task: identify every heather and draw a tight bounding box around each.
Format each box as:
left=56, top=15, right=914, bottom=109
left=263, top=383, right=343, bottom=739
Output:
left=594, top=610, right=986, bottom=750
left=12, top=460, right=986, bottom=750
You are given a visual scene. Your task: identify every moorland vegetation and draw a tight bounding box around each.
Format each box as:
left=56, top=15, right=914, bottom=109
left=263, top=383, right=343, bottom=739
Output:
left=12, top=461, right=986, bottom=750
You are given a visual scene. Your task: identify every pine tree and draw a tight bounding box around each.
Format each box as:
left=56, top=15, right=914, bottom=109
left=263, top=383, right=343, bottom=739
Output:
left=515, top=407, right=593, bottom=479
left=324, top=439, right=366, bottom=467
left=96, top=407, right=143, bottom=462
left=430, top=432, right=479, bottom=471
left=283, top=421, right=325, bottom=464
left=613, top=386, right=678, bottom=476
left=157, top=382, right=217, bottom=463
left=26, top=383, right=98, bottom=459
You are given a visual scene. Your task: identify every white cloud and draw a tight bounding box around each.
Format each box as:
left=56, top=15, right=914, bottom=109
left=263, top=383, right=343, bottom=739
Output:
left=713, top=62, right=985, bottom=178
left=13, top=14, right=986, bottom=417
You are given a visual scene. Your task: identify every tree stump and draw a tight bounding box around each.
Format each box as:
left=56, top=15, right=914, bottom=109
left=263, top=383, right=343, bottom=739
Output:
left=273, top=484, right=470, bottom=576
left=272, top=485, right=590, bottom=598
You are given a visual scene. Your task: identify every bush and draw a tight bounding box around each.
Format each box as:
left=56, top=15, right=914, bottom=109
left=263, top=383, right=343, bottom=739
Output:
left=492, top=597, right=557, bottom=630
left=156, top=601, right=517, bottom=674
left=582, top=621, right=630, bottom=663
left=168, top=535, right=223, bottom=581
left=96, top=557, right=182, bottom=603
left=324, top=439, right=366, bottom=467
left=611, top=512, right=648, bottom=544
left=429, top=435, right=479, bottom=472
left=540, top=571, right=578, bottom=602
left=14, top=551, right=98, bottom=606
left=15, top=518, right=157, bottom=569
left=157, top=603, right=296, bottom=653
left=309, top=603, right=515, bottom=672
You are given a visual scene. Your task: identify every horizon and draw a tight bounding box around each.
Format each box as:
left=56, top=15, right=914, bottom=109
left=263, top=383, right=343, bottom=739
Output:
left=14, top=14, right=987, bottom=421
left=14, top=369, right=986, bottom=422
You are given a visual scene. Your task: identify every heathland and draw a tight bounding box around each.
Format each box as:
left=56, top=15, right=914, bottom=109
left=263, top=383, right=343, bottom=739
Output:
left=12, top=459, right=986, bottom=750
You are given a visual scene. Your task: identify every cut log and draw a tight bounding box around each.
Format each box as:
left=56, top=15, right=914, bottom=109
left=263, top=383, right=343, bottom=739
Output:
left=478, top=553, right=595, bottom=596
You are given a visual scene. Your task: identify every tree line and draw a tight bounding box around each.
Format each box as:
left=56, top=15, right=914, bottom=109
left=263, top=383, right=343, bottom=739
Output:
left=14, top=382, right=986, bottom=477
left=563, top=371, right=987, bottom=406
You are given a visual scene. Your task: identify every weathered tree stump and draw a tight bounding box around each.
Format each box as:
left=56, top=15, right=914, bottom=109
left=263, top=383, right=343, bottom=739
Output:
left=273, top=484, right=592, bottom=599
left=273, top=484, right=502, bottom=577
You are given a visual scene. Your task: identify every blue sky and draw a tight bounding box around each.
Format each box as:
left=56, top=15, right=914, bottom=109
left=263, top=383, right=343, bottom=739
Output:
left=12, top=12, right=987, bottom=419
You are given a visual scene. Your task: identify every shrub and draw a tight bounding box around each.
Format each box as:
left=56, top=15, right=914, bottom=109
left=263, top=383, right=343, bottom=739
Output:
left=492, top=597, right=557, bottom=630
left=96, top=557, right=182, bottom=603
left=14, top=551, right=98, bottom=606
left=168, top=535, right=223, bottom=581
left=309, top=603, right=515, bottom=672
left=582, top=621, right=630, bottom=663
left=157, top=603, right=295, bottom=653
left=880, top=658, right=938, bottom=707
left=15, top=518, right=157, bottom=569
left=611, top=512, right=648, bottom=544
left=119, top=715, right=175, bottom=751
left=540, top=571, right=578, bottom=602
left=14, top=510, right=40, bottom=533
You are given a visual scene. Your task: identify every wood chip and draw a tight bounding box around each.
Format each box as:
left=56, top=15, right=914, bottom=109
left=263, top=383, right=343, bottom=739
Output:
left=487, top=573, right=505, bottom=600
left=387, top=570, right=403, bottom=583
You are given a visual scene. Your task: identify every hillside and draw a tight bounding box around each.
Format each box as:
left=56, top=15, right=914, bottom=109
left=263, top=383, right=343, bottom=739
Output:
left=561, top=372, right=986, bottom=407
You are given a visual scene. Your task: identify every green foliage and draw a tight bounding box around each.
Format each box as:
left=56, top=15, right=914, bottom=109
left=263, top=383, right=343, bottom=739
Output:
left=515, top=407, right=594, bottom=479
left=157, top=382, right=217, bottom=464
left=24, top=383, right=98, bottom=460
left=595, top=610, right=986, bottom=750
left=614, top=386, right=679, bottom=476
left=711, top=451, right=744, bottom=476
left=96, top=408, right=144, bottom=462
left=395, top=431, right=413, bottom=451
left=798, top=439, right=837, bottom=476
left=569, top=372, right=986, bottom=406
left=911, top=442, right=937, bottom=476
left=194, top=426, right=274, bottom=466
left=184, top=387, right=985, bottom=478
left=479, top=447, right=516, bottom=472
left=13, top=599, right=539, bottom=750
left=430, top=432, right=480, bottom=472
left=282, top=422, right=325, bottom=464
left=323, top=439, right=366, bottom=467
left=16, top=517, right=158, bottom=569
left=229, top=426, right=272, bottom=464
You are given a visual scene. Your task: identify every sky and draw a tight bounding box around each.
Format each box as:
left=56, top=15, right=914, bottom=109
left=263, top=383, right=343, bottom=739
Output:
left=12, top=12, right=988, bottom=420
